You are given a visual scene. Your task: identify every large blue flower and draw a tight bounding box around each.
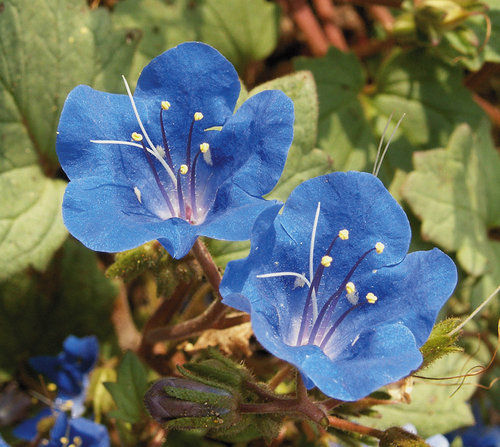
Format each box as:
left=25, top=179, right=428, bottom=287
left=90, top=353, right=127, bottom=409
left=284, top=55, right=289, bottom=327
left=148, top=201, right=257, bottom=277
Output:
left=220, top=172, right=457, bottom=401
left=57, top=42, right=294, bottom=259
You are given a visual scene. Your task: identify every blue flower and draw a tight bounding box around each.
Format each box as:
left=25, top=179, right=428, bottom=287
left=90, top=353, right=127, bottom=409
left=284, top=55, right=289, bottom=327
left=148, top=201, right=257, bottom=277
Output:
left=29, top=335, right=98, bottom=399
left=57, top=42, right=294, bottom=259
left=220, top=172, right=457, bottom=401
left=13, top=336, right=99, bottom=441
left=45, top=413, right=109, bottom=447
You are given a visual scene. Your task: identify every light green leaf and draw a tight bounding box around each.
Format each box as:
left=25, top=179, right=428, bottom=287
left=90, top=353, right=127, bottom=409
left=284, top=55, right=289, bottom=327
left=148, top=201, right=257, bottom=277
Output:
left=114, top=0, right=280, bottom=76
left=402, top=119, right=500, bottom=276
left=0, top=161, right=67, bottom=281
left=113, top=0, right=199, bottom=82
left=295, top=49, right=376, bottom=172
left=357, top=353, right=479, bottom=438
left=105, top=351, right=149, bottom=424
left=198, top=0, right=280, bottom=72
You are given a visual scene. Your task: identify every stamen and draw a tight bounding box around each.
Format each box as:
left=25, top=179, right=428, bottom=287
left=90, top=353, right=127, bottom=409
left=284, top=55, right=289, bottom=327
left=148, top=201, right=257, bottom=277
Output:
left=47, top=383, right=57, bottom=392
left=366, top=293, right=378, bottom=304
left=190, top=151, right=202, bottom=222
left=161, top=100, right=171, bottom=110
left=122, top=75, right=177, bottom=186
left=140, top=141, right=175, bottom=217
left=91, top=139, right=142, bottom=149
left=308, top=247, right=377, bottom=344
left=180, top=164, right=189, bottom=175
left=375, top=242, right=385, bottom=254
left=159, top=108, right=175, bottom=170
left=319, top=302, right=363, bottom=349
left=60, top=437, right=69, bottom=444
left=309, top=202, right=321, bottom=282
left=321, top=256, right=333, bottom=267
left=131, top=132, right=143, bottom=141
left=177, top=170, right=186, bottom=219
left=194, top=112, right=203, bottom=121
left=134, top=186, right=142, bottom=203
left=346, top=282, right=356, bottom=294
left=338, top=229, right=349, bottom=240
left=256, top=272, right=311, bottom=288
left=200, top=142, right=210, bottom=153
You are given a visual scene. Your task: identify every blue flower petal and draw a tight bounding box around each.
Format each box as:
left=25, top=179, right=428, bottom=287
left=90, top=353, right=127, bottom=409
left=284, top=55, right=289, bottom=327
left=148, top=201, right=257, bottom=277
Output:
left=57, top=85, right=151, bottom=182
left=134, top=42, right=239, bottom=150
left=63, top=177, right=194, bottom=255
left=0, top=434, right=9, bottom=447
left=62, top=335, right=99, bottom=374
left=208, top=90, right=294, bottom=197
left=13, top=408, right=54, bottom=441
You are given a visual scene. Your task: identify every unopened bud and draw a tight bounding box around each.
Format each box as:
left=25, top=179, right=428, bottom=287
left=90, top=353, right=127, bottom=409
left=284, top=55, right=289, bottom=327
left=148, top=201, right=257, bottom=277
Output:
left=380, top=427, right=429, bottom=447
left=144, top=378, right=234, bottom=424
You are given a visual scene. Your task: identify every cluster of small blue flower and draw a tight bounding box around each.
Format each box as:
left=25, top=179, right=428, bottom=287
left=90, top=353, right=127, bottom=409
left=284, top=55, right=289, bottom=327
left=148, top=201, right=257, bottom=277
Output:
left=12, top=336, right=109, bottom=447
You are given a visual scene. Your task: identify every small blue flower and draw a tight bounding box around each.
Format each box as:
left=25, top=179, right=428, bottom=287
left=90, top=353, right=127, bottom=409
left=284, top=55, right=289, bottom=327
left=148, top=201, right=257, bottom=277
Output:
left=220, top=172, right=457, bottom=401
left=45, top=413, right=109, bottom=447
left=13, top=335, right=99, bottom=441
left=29, top=335, right=98, bottom=399
left=57, top=42, right=294, bottom=259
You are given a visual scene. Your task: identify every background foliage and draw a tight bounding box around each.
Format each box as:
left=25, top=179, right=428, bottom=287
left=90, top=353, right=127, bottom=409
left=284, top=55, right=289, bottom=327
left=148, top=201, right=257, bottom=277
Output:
left=0, top=0, right=498, bottom=445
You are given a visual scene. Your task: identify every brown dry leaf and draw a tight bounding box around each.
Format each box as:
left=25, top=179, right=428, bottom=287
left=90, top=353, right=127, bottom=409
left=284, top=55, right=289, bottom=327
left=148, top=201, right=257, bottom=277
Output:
left=186, top=322, right=254, bottom=358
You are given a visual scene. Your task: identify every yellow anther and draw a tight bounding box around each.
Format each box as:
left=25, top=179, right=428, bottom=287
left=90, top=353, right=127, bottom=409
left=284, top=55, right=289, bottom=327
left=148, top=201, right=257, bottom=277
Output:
left=180, top=164, right=189, bottom=175
left=346, top=282, right=356, bottom=295
left=161, top=100, right=171, bottom=110
left=42, top=440, right=49, bottom=446
left=321, top=255, right=333, bottom=267
left=68, top=444, right=76, bottom=447
left=375, top=242, right=385, bottom=254
left=338, top=229, right=349, bottom=240
left=366, top=293, right=378, bottom=304
left=73, top=436, right=82, bottom=446
left=194, top=112, right=204, bottom=121
left=200, top=142, right=210, bottom=153
left=60, top=437, right=68, bottom=444
left=131, top=132, right=143, bottom=142
left=47, top=383, right=57, bottom=392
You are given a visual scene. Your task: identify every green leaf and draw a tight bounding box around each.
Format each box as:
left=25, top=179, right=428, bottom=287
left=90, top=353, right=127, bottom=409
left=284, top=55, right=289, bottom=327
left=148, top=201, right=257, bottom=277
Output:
left=356, top=352, right=479, bottom=438
left=0, top=239, right=117, bottom=376
left=0, top=0, right=140, bottom=166
left=113, top=0, right=199, bottom=82
left=87, top=367, right=118, bottom=423
left=0, top=161, right=67, bottom=281
left=295, top=49, right=376, bottom=172
left=105, top=351, right=149, bottom=424
left=419, top=318, right=462, bottom=369
left=198, top=0, right=280, bottom=72
left=114, top=0, right=280, bottom=76
left=208, top=71, right=326, bottom=267
left=402, top=119, right=500, bottom=276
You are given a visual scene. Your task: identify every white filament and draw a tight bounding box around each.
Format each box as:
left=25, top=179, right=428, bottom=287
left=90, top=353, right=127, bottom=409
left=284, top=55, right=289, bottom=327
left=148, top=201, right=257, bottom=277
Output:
left=256, top=272, right=311, bottom=288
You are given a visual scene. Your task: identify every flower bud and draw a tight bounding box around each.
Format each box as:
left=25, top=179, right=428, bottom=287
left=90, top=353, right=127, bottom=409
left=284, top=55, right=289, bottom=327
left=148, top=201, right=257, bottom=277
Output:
left=144, top=377, right=235, bottom=424
left=379, top=427, right=429, bottom=447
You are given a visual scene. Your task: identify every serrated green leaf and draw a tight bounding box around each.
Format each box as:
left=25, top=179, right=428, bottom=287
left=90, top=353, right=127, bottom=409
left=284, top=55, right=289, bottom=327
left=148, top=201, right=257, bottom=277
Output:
left=0, top=239, right=117, bottom=376
left=295, top=49, right=376, bottom=172
left=105, top=351, right=149, bottom=424
left=402, top=119, right=500, bottom=277
left=357, top=352, right=479, bottom=438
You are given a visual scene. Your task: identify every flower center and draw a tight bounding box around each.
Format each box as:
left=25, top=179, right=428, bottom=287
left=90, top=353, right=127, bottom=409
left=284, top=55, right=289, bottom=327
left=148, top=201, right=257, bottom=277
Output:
left=90, top=76, right=214, bottom=225
left=256, top=202, right=385, bottom=352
